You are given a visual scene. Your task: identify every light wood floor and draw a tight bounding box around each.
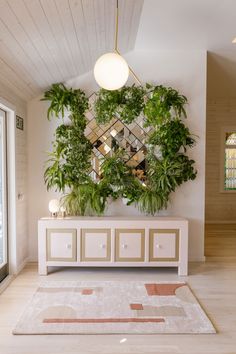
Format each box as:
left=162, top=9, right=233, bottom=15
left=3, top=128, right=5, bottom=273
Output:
left=0, top=262, right=236, bottom=354
left=205, top=223, right=236, bottom=259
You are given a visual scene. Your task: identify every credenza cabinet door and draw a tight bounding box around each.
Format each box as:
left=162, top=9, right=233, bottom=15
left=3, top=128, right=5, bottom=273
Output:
left=46, top=229, right=77, bottom=261
left=81, top=229, right=111, bottom=261
left=115, top=229, right=145, bottom=262
left=149, top=229, right=179, bottom=261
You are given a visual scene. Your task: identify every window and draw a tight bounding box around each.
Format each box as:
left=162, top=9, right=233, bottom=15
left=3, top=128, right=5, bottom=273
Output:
left=224, top=132, right=236, bottom=190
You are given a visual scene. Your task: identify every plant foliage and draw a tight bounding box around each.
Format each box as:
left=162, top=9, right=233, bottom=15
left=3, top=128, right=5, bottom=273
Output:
left=144, top=84, right=187, bottom=126
left=95, top=85, right=145, bottom=124
left=42, top=82, right=197, bottom=216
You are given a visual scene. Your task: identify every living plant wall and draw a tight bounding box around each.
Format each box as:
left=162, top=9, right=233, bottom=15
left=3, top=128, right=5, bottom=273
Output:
left=42, top=83, right=197, bottom=215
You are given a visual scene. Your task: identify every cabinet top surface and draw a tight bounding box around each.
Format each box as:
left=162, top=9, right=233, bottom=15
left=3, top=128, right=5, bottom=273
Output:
left=39, top=216, right=188, bottom=221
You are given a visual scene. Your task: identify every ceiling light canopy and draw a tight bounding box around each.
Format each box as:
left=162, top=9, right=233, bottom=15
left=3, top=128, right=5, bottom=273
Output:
left=232, top=37, right=236, bottom=43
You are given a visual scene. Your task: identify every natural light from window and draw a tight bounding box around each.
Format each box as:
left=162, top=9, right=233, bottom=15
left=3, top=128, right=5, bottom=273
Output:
left=225, top=132, right=236, bottom=190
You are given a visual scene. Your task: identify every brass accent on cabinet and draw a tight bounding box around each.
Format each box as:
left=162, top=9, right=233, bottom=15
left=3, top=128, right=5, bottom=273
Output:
left=115, top=229, right=145, bottom=262
left=149, top=229, right=179, bottom=262
left=46, top=229, right=77, bottom=262
left=81, top=229, right=111, bottom=261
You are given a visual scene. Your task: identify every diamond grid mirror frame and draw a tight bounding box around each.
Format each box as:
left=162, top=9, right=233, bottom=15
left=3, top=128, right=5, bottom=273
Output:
left=85, top=93, right=153, bottom=181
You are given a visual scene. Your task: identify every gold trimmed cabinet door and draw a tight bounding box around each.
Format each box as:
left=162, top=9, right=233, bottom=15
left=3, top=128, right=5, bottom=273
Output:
left=81, top=229, right=111, bottom=261
left=115, top=229, right=145, bottom=262
left=149, top=229, right=179, bottom=262
left=46, top=229, right=77, bottom=262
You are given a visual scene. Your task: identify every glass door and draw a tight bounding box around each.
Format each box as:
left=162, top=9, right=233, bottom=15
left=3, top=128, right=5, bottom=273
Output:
left=0, top=109, right=8, bottom=282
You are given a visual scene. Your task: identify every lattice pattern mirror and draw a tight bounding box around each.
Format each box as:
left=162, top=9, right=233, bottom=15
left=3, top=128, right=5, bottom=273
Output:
left=85, top=93, right=153, bottom=181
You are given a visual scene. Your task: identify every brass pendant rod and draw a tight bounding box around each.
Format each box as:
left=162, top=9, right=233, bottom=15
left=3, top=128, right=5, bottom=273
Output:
left=115, top=48, right=142, bottom=86
left=114, top=0, right=142, bottom=86
left=115, top=0, right=119, bottom=51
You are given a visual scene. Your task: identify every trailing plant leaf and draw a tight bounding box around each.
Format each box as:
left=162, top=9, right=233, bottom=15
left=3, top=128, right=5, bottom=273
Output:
left=174, top=154, right=197, bottom=182
left=100, top=149, right=131, bottom=190
left=43, top=85, right=92, bottom=193
left=118, top=86, right=145, bottom=124
left=44, top=124, right=92, bottom=191
left=144, top=85, right=187, bottom=127
left=62, top=185, right=91, bottom=216
left=62, top=182, right=108, bottom=216
left=44, top=155, right=66, bottom=192
left=148, top=118, right=195, bottom=157
left=95, top=85, right=145, bottom=125
left=147, top=152, right=197, bottom=195
left=42, top=83, right=89, bottom=120
left=122, top=178, right=143, bottom=205
left=147, top=154, right=181, bottom=194
left=95, top=89, right=121, bottom=124
left=138, top=187, right=168, bottom=215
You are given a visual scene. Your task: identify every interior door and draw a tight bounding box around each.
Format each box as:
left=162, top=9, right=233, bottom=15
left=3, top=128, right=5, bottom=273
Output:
left=0, top=109, right=8, bottom=282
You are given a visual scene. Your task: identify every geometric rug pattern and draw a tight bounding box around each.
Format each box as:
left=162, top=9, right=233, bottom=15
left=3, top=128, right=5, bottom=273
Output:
left=13, top=281, right=216, bottom=334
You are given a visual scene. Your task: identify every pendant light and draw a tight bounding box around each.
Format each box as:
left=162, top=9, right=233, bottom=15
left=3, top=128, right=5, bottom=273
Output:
left=94, top=0, right=141, bottom=90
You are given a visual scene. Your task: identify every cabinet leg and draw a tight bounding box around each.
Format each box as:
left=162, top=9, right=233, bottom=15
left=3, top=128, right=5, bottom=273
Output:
left=38, top=264, right=48, bottom=275
left=178, top=264, right=188, bottom=276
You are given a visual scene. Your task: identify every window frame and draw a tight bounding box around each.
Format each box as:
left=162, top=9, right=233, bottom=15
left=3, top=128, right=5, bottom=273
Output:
left=220, top=126, right=236, bottom=193
left=0, top=109, right=8, bottom=282
left=0, top=97, right=17, bottom=277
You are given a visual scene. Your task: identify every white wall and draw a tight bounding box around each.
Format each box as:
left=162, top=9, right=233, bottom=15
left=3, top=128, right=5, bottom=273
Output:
left=27, top=50, right=207, bottom=261
left=0, top=81, right=28, bottom=273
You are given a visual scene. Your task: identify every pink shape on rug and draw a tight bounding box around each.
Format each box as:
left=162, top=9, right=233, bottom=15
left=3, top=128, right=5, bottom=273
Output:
left=43, top=318, right=165, bottom=324
left=81, top=289, right=93, bottom=295
left=130, top=303, right=143, bottom=310
left=145, top=283, right=186, bottom=296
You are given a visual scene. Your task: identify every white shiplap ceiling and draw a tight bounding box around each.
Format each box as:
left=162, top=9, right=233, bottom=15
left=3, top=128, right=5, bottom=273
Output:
left=0, top=0, right=143, bottom=101
left=2, top=0, right=236, bottom=102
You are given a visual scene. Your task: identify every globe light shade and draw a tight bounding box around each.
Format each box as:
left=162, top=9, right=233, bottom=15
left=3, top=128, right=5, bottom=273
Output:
left=94, top=52, right=129, bottom=90
left=48, top=199, right=60, bottom=215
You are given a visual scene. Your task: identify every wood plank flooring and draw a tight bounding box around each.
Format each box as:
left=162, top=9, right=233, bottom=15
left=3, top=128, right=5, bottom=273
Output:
left=205, top=223, right=236, bottom=258
left=0, top=262, right=236, bottom=354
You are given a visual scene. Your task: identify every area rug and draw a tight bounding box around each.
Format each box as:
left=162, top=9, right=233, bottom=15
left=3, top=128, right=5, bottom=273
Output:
left=13, top=281, right=215, bottom=334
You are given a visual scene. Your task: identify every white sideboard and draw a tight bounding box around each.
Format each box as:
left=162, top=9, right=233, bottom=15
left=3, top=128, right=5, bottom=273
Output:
left=38, top=216, right=188, bottom=276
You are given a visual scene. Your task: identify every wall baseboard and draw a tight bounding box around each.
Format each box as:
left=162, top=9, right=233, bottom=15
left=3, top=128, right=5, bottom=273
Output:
left=15, top=257, right=29, bottom=275
left=189, top=256, right=206, bottom=262
left=0, top=275, right=14, bottom=294
left=0, top=258, right=30, bottom=294
left=205, top=220, right=236, bottom=224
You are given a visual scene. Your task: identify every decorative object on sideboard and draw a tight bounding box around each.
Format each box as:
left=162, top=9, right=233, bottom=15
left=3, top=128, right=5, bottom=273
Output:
left=42, top=83, right=197, bottom=216
left=60, top=206, right=66, bottom=218
left=48, top=199, right=60, bottom=218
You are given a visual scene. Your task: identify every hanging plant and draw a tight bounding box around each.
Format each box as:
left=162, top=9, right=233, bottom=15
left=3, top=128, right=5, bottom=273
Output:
left=42, top=82, right=197, bottom=216
left=42, top=83, right=92, bottom=196
left=95, top=85, right=145, bottom=125
left=62, top=182, right=107, bottom=216
left=148, top=118, right=196, bottom=157
left=144, top=84, right=187, bottom=127
left=42, top=83, right=88, bottom=122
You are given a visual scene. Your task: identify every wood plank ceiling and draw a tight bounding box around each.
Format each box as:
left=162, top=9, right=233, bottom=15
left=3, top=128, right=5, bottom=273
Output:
left=0, top=0, right=143, bottom=101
